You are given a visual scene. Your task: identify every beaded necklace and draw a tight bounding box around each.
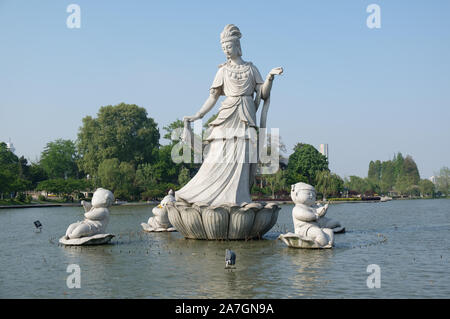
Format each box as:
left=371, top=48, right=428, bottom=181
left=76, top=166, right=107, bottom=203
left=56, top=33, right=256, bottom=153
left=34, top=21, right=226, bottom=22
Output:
left=224, top=61, right=251, bottom=80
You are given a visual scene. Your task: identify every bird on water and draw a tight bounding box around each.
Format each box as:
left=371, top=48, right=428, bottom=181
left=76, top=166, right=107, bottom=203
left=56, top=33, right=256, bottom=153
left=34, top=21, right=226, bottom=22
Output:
left=225, top=249, right=236, bottom=269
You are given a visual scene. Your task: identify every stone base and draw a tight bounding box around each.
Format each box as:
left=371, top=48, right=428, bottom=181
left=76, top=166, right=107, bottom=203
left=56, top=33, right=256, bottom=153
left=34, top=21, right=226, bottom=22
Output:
left=59, top=233, right=115, bottom=246
left=166, top=201, right=281, bottom=240
left=141, top=223, right=177, bottom=232
left=278, top=233, right=332, bottom=249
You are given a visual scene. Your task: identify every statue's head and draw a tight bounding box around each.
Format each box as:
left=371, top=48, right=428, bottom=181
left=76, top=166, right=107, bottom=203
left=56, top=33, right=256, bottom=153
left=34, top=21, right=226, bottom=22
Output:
left=92, top=188, right=114, bottom=208
left=291, top=182, right=316, bottom=206
left=220, top=24, right=242, bottom=59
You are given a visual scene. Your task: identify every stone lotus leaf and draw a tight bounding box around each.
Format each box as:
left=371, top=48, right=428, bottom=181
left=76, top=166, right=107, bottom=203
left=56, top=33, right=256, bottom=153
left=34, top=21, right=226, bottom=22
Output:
left=201, top=206, right=229, bottom=240
left=59, top=233, right=115, bottom=246
left=60, top=188, right=115, bottom=246
left=180, top=206, right=208, bottom=239
left=249, top=205, right=279, bottom=238
left=167, top=201, right=280, bottom=240
left=278, top=232, right=332, bottom=249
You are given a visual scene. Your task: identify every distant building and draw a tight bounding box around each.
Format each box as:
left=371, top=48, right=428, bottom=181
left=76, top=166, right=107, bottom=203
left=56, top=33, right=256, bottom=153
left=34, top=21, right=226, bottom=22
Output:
left=429, top=176, right=437, bottom=184
left=6, top=140, right=15, bottom=154
left=319, top=143, right=328, bottom=160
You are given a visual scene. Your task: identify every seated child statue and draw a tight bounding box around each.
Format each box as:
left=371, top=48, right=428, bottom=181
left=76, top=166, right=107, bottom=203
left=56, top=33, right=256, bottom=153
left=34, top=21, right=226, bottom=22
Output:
left=291, top=182, right=336, bottom=248
left=142, top=189, right=176, bottom=232
left=64, top=188, right=114, bottom=239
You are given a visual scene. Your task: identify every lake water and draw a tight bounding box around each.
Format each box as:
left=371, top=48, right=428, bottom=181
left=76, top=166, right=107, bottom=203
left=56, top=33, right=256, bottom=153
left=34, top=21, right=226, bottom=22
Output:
left=0, top=199, right=448, bottom=298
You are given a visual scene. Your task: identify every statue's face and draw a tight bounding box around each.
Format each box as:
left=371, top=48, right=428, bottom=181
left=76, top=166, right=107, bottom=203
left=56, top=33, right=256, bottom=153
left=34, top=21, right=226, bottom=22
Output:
left=222, top=40, right=239, bottom=59
left=292, top=188, right=316, bottom=206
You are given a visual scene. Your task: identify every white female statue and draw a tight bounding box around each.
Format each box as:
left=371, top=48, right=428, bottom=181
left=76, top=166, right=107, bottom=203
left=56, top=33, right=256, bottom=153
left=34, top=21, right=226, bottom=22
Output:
left=176, top=24, right=283, bottom=206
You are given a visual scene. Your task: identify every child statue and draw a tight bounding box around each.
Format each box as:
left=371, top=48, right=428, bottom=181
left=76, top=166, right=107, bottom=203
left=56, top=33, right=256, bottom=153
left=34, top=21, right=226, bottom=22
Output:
left=141, top=190, right=176, bottom=232
left=59, top=188, right=115, bottom=245
left=279, top=182, right=343, bottom=249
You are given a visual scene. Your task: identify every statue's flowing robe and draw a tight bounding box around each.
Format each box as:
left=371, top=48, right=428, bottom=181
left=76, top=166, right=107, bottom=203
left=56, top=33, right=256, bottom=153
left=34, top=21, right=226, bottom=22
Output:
left=176, top=62, right=264, bottom=205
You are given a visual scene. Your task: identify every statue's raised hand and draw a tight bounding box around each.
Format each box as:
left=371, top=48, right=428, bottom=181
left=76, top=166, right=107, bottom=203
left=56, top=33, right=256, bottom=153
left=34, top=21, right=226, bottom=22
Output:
left=267, top=67, right=283, bottom=81
left=316, top=203, right=329, bottom=218
left=269, top=67, right=283, bottom=76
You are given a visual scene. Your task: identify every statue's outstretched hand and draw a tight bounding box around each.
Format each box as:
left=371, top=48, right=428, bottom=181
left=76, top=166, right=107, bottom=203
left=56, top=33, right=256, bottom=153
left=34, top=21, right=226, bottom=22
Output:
left=269, top=67, right=283, bottom=76
left=267, top=67, right=283, bottom=81
left=316, top=203, right=329, bottom=218
left=81, top=200, right=92, bottom=213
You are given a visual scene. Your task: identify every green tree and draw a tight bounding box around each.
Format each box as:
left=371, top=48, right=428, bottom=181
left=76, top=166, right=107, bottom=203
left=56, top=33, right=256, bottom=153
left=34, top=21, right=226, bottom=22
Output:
left=77, top=103, right=160, bottom=176
left=152, top=144, right=182, bottom=184
left=368, top=160, right=382, bottom=181
left=163, top=119, right=184, bottom=142
left=365, top=178, right=381, bottom=195
left=36, top=178, right=90, bottom=199
left=380, top=160, right=395, bottom=193
left=0, top=142, right=20, bottom=198
left=368, top=161, right=376, bottom=180
left=0, top=142, right=18, bottom=165
left=418, top=179, right=435, bottom=198
left=18, top=156, right=30, bottom=180
left=178, top=166, right=191, bottom=187
left=369, top=153, right=421, bottom=195
left=394, top=175, right=413, bottom=196
left=403, top=155, right=420, bottom=185
left=28, top=163, right=48, bottom=188
left=435, top=167, right=450, bottom=196
left=117, top=162, right=136, bottom=200
left=0, top=169, right=16, bottom=198
left=135, top=163, right=158, bottom=191
left=36, top=179, right=64, bottom=196
left=286, top=143, right=329, bottom=185
left=316, top=171, right=344, bottom=200
left=344, top=176, right=370, bottom=195
left=393, top=153, right=405, bottom=178
left=0, top=143, right=43, bottom=198
left=135, top=163, right=167, bottom=200
left=97, top=158, right=136, bottom=200
left=264, top=169, right=287, bottom=199
left=39, top=139, right=78, bottom=179
left=97, top=158, right=121, bottom=191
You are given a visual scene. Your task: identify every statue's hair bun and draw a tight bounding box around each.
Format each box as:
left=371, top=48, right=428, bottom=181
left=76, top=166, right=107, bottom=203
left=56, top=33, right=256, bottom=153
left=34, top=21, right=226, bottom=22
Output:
left=220, top=24, right=242, bottom=43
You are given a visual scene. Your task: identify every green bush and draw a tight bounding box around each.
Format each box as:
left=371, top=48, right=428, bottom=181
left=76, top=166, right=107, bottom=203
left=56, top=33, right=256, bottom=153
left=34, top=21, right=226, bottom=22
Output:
left=16, top=192, right=26, bottom=202
left=38, top=194, right=46, bottom=201
left=141, top=189, right=165, bottom=201
left=25, top=195, right=33, bottom=203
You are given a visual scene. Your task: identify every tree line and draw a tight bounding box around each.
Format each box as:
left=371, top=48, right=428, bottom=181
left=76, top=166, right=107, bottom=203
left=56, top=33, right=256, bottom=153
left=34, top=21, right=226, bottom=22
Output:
left=1, top=103, right=448, bottom=202
left=344, top=154, right=447, bottom=198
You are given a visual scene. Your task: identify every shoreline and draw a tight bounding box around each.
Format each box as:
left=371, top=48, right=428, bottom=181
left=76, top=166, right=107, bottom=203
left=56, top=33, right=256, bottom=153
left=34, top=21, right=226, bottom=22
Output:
left=0, top=201, right=159, bottom=209
left=0, top=197, right=442, bottom=209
